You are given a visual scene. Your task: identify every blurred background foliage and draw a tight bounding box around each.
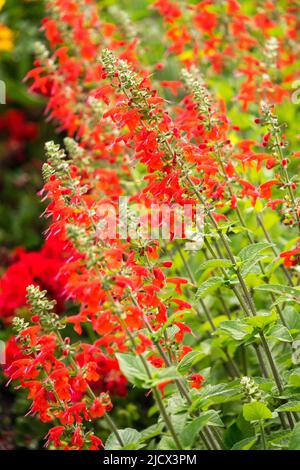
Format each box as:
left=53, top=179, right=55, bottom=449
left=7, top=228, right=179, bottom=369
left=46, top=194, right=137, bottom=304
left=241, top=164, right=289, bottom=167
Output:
left=0, top=0, right=47, bottom=450
left=0, top=0, right=51, bottom=252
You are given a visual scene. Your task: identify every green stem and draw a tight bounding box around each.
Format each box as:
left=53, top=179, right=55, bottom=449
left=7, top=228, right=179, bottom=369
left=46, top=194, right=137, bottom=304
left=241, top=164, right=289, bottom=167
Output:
left=176, top=244, right=240, bottom=378
left=256, top=212, right=294, bottom=288
left=119, top=316, right=183, bottom=449
left=185, top=175, right=296, bottom=429
left=259, top=420, right=267, bottom=450
left=152, top=387, right=183, bottom=450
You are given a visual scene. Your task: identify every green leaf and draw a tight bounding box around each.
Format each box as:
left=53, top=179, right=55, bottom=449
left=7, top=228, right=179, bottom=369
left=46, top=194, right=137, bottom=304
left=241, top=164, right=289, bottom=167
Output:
left=288, top=374, right=300, bottom=388
left=140, top=424, right=164, bottom=442
left=116, top=353, right=180, bottom=389
left=196, top=277, right=224, bottom=298
left=150, top=366, right=181, bottom=387
left=240, top=257, right=269, bottom=277
left=268, top=429, right=291, bottom=449
left=283, top=307, right=300, bottom=331
left=167, top=395, right=187, bottom=414
left=197, top=258, right=232, bottom=272
left=238, top=242, right=273, bottom=262
left=177, top=351, right=204, bottom=375
left=230, top=225, right=254, bottom=234
left=170, top=413, right=188, bottom=434
left=255, top=284, right=300, bottom=303
left=289, top=422, right=300, bottom=450
left=181, top=411, right=224, bottom=448
left=190, top=383, right=242, bottom=410
left=243, top=401, right=273, bottom=421
left=157, top=436, right=177, bottom=450
left=219, top=319, right=253, bottom=340
left=271, top=296, right=299, bottom=307
left=231, top=436, right=257, bottom=450
left=245, top=311, right=277, bottom=330
left=238, top=242, right=272, bottom=276
left=116, top=353, right=149, bottom=388
left=105, top=428, right=144, bottom=450
left=266, top=323, right=293, bottom=342
left=275, top=401, right=300, bottom=412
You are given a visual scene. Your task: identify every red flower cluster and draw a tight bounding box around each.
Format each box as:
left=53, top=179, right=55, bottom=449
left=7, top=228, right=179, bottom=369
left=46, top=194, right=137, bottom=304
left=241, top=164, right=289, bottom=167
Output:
left=6, top=313, right=107, bottom=450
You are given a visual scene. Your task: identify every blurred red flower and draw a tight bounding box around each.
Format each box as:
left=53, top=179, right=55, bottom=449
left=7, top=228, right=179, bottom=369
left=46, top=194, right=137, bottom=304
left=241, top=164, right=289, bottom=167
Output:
left=0, top=235, right=68, bottom=323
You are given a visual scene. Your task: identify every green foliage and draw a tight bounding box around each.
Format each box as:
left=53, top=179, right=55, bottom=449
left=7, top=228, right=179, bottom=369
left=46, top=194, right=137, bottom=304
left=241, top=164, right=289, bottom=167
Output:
left=196, top=277, right=224, bottom=298
left=243, top=402, right=273, bottom=422
left=116, top=353, right=180, bottom=388
left=1, top=0, right=300, bottom=453
left=275, top=402, right=300, bottom=413
left=238, top=242, right=273, bottom=277
left=105, top=428, right=144, bottom=450
left=177, top=351, right=204, bottom=374
left=197, top=258, right=232, bottom=272
left=181, top=411, right=224, bottom=448
left=289, top=422, right=300, bottom=450
left=219, top=319, right=253, bottom=341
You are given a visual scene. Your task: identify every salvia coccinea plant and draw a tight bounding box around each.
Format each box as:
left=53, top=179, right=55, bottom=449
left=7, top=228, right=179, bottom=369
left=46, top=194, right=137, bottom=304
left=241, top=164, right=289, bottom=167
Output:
left=3, top=0, right=300, bottom=451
